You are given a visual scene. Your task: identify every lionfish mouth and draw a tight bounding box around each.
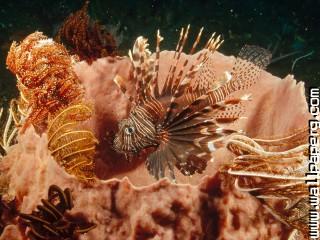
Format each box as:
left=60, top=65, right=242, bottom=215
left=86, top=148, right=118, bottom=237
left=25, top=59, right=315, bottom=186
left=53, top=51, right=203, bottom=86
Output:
left=112, top=138, right=135, bottom=155
left=111, top=141, right=123, bottom=154
left=112, top=144, right=137, bottom=162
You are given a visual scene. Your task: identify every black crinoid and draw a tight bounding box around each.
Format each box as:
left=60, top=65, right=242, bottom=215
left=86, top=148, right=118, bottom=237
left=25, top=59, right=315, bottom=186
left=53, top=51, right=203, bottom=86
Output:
left=0, top=196, right=18, bottom=235
left=19, top=185, right=96, bottom=240
left=113, top=25, right=272, bottom=181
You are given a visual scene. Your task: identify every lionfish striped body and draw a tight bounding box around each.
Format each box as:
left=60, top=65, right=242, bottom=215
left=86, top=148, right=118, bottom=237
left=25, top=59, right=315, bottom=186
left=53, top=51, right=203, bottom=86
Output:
left=113, top=26, right=271, bottom=180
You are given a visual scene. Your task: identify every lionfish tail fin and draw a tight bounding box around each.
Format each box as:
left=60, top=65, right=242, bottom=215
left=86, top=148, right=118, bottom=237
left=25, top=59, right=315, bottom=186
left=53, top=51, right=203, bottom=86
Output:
left=228, top=45, right=272, bottom=92
left=205, top=45, right=271, bottom=107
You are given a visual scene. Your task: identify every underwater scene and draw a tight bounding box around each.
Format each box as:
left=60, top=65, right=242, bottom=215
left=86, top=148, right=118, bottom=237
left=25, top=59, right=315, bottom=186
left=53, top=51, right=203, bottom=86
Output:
left=0, top=0, right=319, bottom=239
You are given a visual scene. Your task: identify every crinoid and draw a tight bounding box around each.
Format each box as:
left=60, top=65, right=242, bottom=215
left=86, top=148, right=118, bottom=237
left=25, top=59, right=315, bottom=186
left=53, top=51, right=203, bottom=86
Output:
left=56, top=1, right=117, bottom=64
left=0, top=100, right=24, bottom=156
left=0, top=196, right=18, bottom=235
left=47, top=103, right=98, bottom=182
left=19, top=185, right=96, bottom=240
left=113, top=25, right=271, bottom=181
left=6, top=32, right=83, bottom=133
left=226, top=127, right=313, bottom=238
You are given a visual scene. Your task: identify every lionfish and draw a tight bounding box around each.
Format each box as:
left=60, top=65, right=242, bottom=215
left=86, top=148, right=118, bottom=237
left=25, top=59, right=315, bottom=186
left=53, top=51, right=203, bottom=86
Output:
left=113, top=25, right=271, bottom=180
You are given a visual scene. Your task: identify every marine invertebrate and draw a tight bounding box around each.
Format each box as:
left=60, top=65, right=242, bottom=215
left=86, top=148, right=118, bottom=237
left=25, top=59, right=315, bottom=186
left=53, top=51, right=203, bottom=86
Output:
left=291, top=50, right=314, bottom=72
left=56, top=1, right=117, bottom=64
left=113, top=26, right=271, bottom=180
left=19, top=184, right=96, bottom=240
left=0, top=197, right=18, bottom=236
left=226, top=128, right=312, bottom=238
left=47, top=103, right=98, bottom=182
left=6, top=32, right=83, bottom=133
left=0, top=103, right=20, bottom=157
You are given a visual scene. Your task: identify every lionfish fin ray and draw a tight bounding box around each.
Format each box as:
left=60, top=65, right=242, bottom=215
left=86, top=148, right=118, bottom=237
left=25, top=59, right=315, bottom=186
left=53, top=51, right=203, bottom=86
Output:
left=161, top=25, right=190, bottom=96
left=131, top=36, right=155, bottom=101
left=150, top=30, right=163, bottom=98
left=167, top=140, right=208, bottom=176
left=205, top=45, right=271, bottom=105
left=113, top=75, right=133, bottom=102
left=146, top=143, right=177, bottom=180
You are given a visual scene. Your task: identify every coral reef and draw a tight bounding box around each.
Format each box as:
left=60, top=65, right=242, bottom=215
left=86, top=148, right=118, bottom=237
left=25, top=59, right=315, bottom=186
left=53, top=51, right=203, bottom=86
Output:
left=6, top=32, right=83, bottom=132
left=6, top=33, right=99, bottom=181
left=56, top=1, right=118, bottom=64
left=0, top=28, right=311, bottom=239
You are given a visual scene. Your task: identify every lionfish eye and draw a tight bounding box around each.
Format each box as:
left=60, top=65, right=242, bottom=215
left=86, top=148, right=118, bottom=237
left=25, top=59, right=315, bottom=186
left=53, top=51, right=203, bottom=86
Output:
left=124, top=126, right=135, bottom=135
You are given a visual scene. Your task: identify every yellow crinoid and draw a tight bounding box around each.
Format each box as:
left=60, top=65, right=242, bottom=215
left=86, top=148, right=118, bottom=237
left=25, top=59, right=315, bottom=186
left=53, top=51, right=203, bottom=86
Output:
left=47, top=102, right=98, bottom=182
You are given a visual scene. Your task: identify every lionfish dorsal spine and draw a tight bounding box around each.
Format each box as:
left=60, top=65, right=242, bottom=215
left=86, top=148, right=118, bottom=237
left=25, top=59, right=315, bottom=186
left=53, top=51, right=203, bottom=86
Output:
left=150, top=30, right=163, bottom=98
left=163, top=37, right=225, bottom=126
left=162, top=63, right=203, bottom=126
left=161, top=25, right=190, bottom=97
left=189, top=27, right=204, bottom=54
left=129, top=36, right=154, bottom=102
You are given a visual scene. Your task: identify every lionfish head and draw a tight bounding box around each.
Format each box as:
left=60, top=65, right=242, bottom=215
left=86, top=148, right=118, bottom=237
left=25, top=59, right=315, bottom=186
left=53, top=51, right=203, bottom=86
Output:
left=113, top=118, right=137, bottom=154
left=113, top=108, right=158, bottom=155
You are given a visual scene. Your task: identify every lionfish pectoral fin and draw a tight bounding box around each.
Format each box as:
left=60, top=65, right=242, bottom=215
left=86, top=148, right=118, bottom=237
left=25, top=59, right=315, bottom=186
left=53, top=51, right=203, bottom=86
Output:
left=175, top=153, right=208, bottom=176
left=146, top=148, right=166, bottom=180
left=167, top=138, right=211, bottom=176
left=124, top=152, right=135, bottom=162
left=146, top=143, right=177, bottom=181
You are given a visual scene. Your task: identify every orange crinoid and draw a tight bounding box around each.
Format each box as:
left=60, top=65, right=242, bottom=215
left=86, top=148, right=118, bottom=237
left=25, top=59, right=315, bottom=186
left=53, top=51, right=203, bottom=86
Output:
left=56, top=1, right=117, bottom=64
left=6, top=32, right=83, bottom=132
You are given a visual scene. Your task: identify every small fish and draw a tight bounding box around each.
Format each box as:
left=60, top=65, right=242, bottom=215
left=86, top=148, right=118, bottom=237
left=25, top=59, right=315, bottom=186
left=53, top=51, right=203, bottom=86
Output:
left=113, top=25, right=271, bottom=180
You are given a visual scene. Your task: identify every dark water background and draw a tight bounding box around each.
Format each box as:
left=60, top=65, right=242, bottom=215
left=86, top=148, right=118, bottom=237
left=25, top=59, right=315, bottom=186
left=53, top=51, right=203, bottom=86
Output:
left=0, top=0, right=319, bottom=105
